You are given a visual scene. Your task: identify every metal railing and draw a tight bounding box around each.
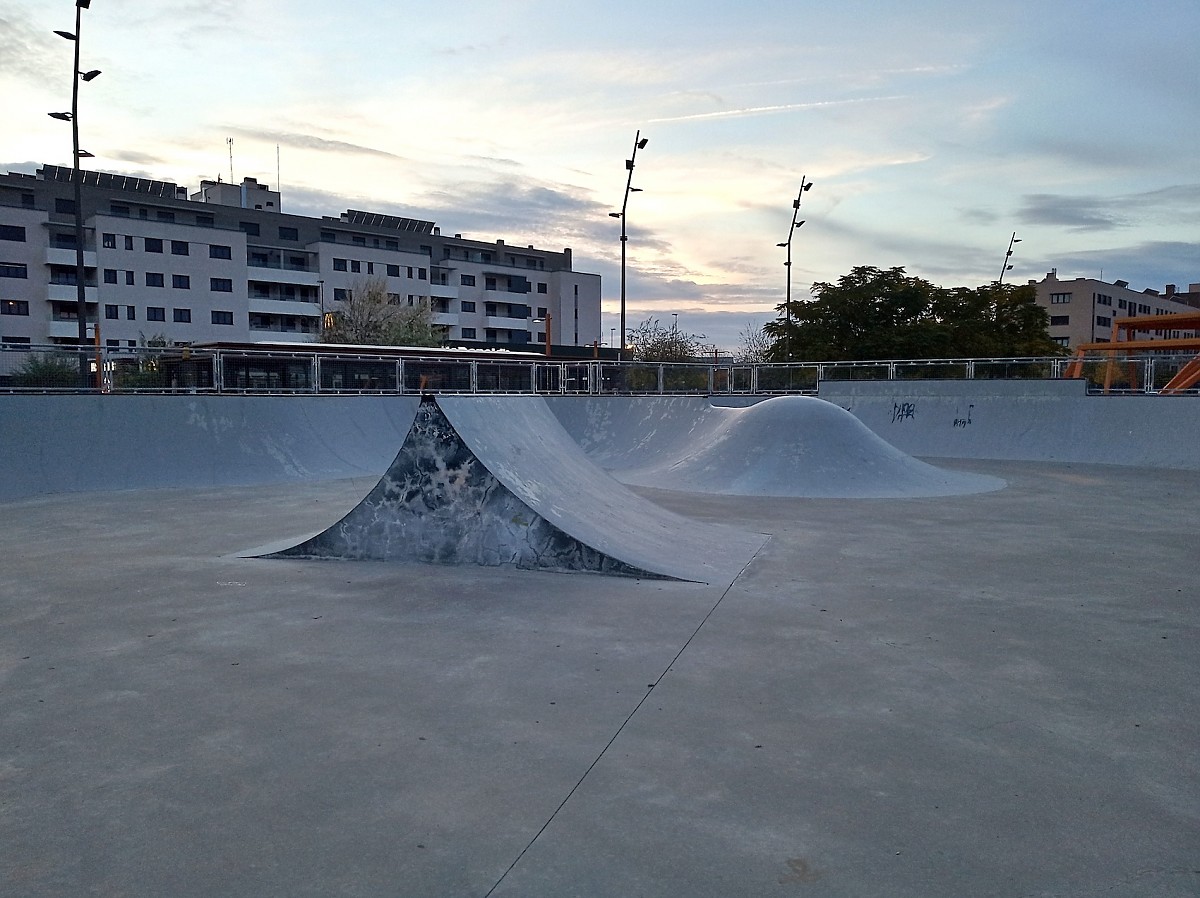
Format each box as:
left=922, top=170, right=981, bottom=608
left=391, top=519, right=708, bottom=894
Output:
left=1, top=343, right=1197, bottom=395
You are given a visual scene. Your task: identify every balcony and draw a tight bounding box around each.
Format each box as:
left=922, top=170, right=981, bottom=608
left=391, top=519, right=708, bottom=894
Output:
left=248, top=297, right=322, bottom=317
left=48, top=284, right=98, bottom=303
left=46, top=247, right=97, bottom=269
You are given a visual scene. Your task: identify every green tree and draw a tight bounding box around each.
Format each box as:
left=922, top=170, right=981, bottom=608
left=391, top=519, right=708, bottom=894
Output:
left=12, top=353, right=81, bottom=388
left=320, top=276, right=442, bottom=346
left=764, top=266, right=1061, bottom=361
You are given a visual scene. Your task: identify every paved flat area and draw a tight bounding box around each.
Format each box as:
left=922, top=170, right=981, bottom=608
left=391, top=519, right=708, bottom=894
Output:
left=2, top=459, right=1197, bottom=897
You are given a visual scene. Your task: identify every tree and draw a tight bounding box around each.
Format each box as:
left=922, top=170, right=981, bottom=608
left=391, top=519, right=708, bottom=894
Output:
left=763, top=265, right=1062, bottom=361
left=735, top=321, right=772, bottom=363
left=320, top=276, right=441, bottom=346
left=626, top=316, right=706, bottom=362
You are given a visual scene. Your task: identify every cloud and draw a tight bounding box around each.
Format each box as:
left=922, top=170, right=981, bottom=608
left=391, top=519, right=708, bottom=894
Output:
left=1019, top=184, right=1200, bottom=232
left=648, top=95, right=906, bottom=125
left=1037, top=241, right=1200, bottom=294
left=224, top=126, right=408, bottom=161
left=0, top=6, right=63, bottom=82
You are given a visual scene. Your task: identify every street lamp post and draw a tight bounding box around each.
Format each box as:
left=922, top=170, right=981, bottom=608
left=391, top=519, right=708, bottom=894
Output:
left=609, top=130, right=648, bottom=362
left=998, top=231, right=1021, bottom=284
left=776, top=176, right=813, bottom=362
left=50, top=0, right=99, bottom=382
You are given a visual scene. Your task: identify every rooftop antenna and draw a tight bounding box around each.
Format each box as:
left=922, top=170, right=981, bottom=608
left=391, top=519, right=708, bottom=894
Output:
left=276, top=143, right=281, bottom=213
left=227, top=137, right=234, bottom=184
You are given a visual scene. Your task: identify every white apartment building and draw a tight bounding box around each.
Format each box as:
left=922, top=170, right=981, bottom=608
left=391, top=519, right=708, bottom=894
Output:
left=1032, top=270, right=1200, bottom=349
left=0, top=165, right=601, bottom=352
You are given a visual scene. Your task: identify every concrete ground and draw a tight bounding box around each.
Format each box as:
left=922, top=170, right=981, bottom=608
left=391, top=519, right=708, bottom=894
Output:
left=1, top=458, right=1197, bottom=897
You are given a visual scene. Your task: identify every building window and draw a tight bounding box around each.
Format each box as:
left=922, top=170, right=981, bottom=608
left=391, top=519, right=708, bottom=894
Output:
left=386, top=264, right=400, bottom=277
left=418, top=268, right=427, bottom=280
left=196, top=213, right=215, bottom=227
left=102, top=232, right=117, bottom=248
left=1, top=300, right=29, bottom=315
left=333, top=288, right=349, bottom=302
left=173, top=308, right=191, bottom=323
left=460, top=274, right=476, bottom=287
left=172, top=274, right=191, bottom=289
left=105, top=304, right=119, bottom=320
left=0, top=263, right=28, bottom=279
left=211, top=310, right=234, bottom=326
left=206, top=244, right=232, bottom=260
left=366, top=262, right=374, bottom=275
left=209, top=277, right=233, bottom=293
left=333, top=258, right=347, bottom=271
left=1096, top=315, right=1112, bottom=328
left=111, top=204, right=130, bottom=217
left=279, top=226, right=298, bottom=241
left=0, top=225, right=27, bottom=242
left=461, top=327, right=476, bottom=339
left=1095, top=293, right=1112, bottom=306
left=157, top=211, right=175, bottom=223
left=239, top=221, right=260, bottom=237
left=146, top=272, right=164, bottom=287
left=144, top=237, right=163, bottom=253
left=386, top=240, right=398, bottom=251
left=124, top=235, right=134, bottom=250
left=147, top=306, right=165, bottom=322
left=171, top=240, right=189, bottom=256
left=320, top=230, right=336, bottom=242
left=352, top=236, right=366, bottom=246
left=485, top=277, right=497, bottom=291
left=461, top=300, right=476, bottom=312
left=537, top=307, right=547, bottom=318
left=350, top=260, right=361, bottom=273
left=1049, top=315, right=1069, bottom=326
left=125, top=271, right=134, bottom=285
left=1049, top=292, right=1071, bottom=304
left=104, top=268, right=118, bottom=284
left=126, top=306, right=136, bottom=320
left=55, top=198, right=75, bottom=214
left=537, top=283, right=548, bottom=294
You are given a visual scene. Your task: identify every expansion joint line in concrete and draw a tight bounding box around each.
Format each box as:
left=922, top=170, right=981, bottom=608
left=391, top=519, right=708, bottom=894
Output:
left=481, top=540, right=771, bottom=897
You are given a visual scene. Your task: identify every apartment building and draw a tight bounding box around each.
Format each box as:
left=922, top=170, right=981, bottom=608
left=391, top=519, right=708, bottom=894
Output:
left=1032, top=270, right=1200, bottom=349
left=0, top=165, right=601, bottom=351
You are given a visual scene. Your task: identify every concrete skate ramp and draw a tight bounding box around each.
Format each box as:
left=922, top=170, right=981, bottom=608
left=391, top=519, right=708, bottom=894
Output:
left=0, top=394, right=420, bottom=501
left=269, top=396, right=768, bottom=583
left=548, top=395, right=1003, bottom=497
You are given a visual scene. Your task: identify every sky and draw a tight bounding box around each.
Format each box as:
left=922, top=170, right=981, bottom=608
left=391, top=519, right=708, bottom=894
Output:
left=2, top=0, right=1198, bottom=351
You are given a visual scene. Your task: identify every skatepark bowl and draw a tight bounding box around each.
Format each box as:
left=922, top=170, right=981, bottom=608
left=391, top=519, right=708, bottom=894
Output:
left=1, top=381, right=1197, bottom=897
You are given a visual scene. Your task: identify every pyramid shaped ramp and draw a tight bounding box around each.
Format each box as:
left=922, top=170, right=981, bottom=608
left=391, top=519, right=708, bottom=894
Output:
left=267, top=396, right=767, bottom=584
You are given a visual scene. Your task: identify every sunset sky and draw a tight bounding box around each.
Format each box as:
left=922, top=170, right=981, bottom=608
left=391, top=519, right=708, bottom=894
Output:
left=3, top=0, right=1197, bottom=349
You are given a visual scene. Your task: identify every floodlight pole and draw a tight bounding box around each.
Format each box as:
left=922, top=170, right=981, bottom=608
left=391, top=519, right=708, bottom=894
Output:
left=999, top=231, right=1021, bottom=284
left=777, top=176, right=813, bottom=361
left=610, top=130, right=648, bottom=362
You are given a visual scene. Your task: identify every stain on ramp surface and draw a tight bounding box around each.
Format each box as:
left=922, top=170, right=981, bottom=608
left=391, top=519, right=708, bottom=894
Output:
left=269, top=396, right=767, bottom=583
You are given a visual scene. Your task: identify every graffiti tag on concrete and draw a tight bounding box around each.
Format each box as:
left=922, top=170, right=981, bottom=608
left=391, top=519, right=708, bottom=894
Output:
left=891, top=401, right=916, bottom=423
left=952, top=404, right=975, bottom=428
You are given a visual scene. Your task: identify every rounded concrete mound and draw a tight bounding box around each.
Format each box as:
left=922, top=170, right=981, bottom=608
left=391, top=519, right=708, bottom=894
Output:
left=551, top=395, right=1004, bottom=498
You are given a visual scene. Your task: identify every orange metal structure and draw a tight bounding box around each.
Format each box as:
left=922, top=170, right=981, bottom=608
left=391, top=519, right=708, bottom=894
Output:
left=1064, top=310, right=1200, bottom=393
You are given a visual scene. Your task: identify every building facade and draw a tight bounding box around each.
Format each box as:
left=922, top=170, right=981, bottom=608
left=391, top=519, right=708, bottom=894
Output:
left=1032, top=270, right=1200, bottom=349
left=0, top=165, right=601, bottom=352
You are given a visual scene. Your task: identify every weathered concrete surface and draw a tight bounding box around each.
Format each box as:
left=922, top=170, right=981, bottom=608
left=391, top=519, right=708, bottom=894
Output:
left=818, top=378, right=1200, bottom=469
left=2, top=460, right=1196, bottom=897
left=0, top=394, right=419, bottom=500
left=270, top=396, right=767, bottom=583
left=548, top=395, right=1003, bottom=497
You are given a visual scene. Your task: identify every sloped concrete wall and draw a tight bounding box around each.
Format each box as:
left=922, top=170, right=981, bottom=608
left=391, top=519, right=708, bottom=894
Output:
left=0, top=394, right=419, bottom=500
left=818, top=379, right=1200, bottom=469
